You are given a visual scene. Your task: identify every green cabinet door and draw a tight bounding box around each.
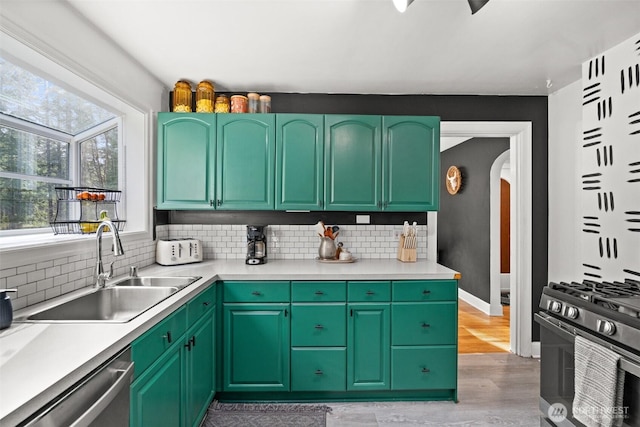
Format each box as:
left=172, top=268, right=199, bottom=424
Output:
left=216, top=114, right=275, bottom=209
left=157, top=113, right=216, bottom=209
left=325, top=115, right=382, bottom=211
left=223, top=303, right=290, bottom=391
left=382, top=116, right=440, bottom=211
left=347, top=303, right=390, bottom=390
left=130, top=342, right=183, bottom=427
left=276, top=114, right=324, bottom=210
left=185, top=309, right=215, bottom=427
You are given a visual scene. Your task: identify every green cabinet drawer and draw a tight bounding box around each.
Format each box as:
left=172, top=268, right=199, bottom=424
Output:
left=392, top=280, right=457, bottom=302
left=391, top=302, right=456, bottom=345
left=291, top=347, right=346, bottom=391
left=291, top=304, right=346, bottom=346
left=391, top=346, right=457, bottom=390
left=291, top=281, right=346, bottom=302
left=348, top=281, right=390, bottom=302
left=223, top=281, right=290, bottom=302
left=132, top=306, right=187, bottom=378
left=187, top=285, right=215, bottom=325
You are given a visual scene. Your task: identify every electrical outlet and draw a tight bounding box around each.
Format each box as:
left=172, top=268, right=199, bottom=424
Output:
left=393, top=229, right=401, bottom=239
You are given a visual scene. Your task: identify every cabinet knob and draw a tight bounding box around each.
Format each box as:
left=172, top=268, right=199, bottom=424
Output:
left=421, top=367, right=431, bottom=374
left=314, top=369, right=324, bottom=376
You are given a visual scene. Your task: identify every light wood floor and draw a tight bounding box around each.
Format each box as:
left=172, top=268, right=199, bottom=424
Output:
left=458, top=300, right=510, bottom=354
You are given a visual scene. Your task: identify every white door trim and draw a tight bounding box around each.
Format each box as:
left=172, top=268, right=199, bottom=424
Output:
left=440, top=121, right=533, bottom=357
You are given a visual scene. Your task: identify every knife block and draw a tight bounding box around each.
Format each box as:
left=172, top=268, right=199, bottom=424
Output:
left=396, top=234, right=417, bottom=262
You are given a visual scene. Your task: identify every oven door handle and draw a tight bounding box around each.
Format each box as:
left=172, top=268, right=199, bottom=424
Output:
left=535, top=313, right=640, bottom=377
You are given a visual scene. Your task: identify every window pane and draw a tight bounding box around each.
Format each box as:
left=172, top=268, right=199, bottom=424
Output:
left=0, top=177, right=59, bottom=230
left=0, top=126, right=69, bottom=179
left=0, top=57, right=116, bottom=136
left=80, top=127, right=118, bottom=189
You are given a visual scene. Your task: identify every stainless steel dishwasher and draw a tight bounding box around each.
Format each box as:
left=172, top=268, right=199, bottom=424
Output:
left=21, top=347, right=133, bottom=427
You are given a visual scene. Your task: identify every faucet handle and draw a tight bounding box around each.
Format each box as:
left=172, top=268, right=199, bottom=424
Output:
left=130, top=266, right=138, bottom=277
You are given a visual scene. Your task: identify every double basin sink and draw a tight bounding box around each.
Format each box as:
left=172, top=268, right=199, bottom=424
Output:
left=21, top=276, right=201, bottom=323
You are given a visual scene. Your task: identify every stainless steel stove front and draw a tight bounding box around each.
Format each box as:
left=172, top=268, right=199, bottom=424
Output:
left=535, top=312, right=640, bottom=427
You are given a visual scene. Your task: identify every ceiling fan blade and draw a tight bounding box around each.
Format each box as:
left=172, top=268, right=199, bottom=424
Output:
left=468, top=0, right=490, bottom=14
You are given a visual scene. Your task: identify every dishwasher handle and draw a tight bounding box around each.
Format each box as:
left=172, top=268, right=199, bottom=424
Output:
left=70, top=361, right=134, bottom=427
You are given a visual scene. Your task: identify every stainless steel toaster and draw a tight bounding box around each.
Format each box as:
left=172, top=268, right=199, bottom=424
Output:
left=156, top=239, right=202, bottom=266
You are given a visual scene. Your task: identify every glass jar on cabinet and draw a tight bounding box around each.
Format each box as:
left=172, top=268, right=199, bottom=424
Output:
left=196, top=81, right=215, bottom=112
left=173, top=81, right=192, bottom=112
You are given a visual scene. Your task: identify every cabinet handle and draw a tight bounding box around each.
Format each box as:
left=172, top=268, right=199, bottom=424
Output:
left=314, top=369, right=324, bottom=376
left=209, top=200, right=214, bottom=207
left=377, top=201, right=382, bottom=209
left=217, top=199, right=221, bottom=206
left=164, top=331, right=172, bottom=343
left=383, top=201, right=388, bottom=209
left=251, top=291, right=262, bottom=296
left=319, top=200, right=323, bottom=208
left=314, top=324, right=324, bottom=330
left=421, top=368, right=431, bottom=374
left=203, top=301, right=210, bottom=307
left=422, top=290, right=431, bottom=295
left=366, top=290, right=375, bottom=295
left=285, top=309, right=288, bottom=317
left=190, top=336, right=196, bottom=347
left=185, top=342, right=192, bottom=351
left=421, top=322, right=431, bottom=328
left=314, top=291, right=324, bottom=296
left=350, top=309, right=353, bottom=317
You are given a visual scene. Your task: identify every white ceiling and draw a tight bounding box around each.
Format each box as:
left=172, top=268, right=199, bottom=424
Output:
left=67, top=0, right=640, bottom=96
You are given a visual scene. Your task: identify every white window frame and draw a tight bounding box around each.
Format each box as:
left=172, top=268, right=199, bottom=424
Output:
left=0, top=31, right=152, bottom=264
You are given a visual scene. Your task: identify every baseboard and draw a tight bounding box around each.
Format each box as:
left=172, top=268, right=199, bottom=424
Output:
left=458, top=288, right=491, bottom=315
left=531, top=341, right=540, bottom=358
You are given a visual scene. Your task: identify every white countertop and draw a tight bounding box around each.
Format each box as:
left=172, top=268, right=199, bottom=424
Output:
left=0, top=258, right=458, bottom=425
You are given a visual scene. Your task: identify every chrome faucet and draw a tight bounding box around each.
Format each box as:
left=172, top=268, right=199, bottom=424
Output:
left=95, top=220, right=125, bottom=288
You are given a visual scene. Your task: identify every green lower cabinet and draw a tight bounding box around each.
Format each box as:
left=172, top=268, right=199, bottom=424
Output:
left=223, top=303, right=290, bottom=392
left=391, top=302, right=457, bottom=345
left=130, top=341, right=183, bottom=427
left=131, top=288, right=215, bottom=427
left=391, top=346, right=457, bottom=390
left=291, top=347, right=346, bottom=391
left=291, top=304, right=346, bottom=347
left=347, top=304, right=390, bottom=390
left=185, top=309, right=215, bottom=427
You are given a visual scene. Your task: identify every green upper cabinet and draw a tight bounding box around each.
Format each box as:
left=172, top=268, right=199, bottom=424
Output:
left=216, top=114, right=275, bottom=209
left=157, top=113, right=216, bottom=209
left=324, top=115, right=382, bottom=211
left=156, top=113, right=440, bottom=212
left=382, top=116, right=440, bottom=211
left=276, top=114, right=324, bottom=210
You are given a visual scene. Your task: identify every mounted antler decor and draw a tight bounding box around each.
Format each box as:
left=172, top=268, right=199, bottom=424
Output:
left=446, top=166, right=462, bottom=195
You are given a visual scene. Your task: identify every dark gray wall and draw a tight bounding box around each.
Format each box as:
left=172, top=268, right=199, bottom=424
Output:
left=165, top=92, right=549, bottom=341
left=438, top=138, right=510, bottom=303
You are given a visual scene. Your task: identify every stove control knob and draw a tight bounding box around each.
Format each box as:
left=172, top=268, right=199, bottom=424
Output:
left=564, top=306, right=579, bottom=319
left=547, top=300, right=562, bottom=313
left=597, top=319, right=616, bottom=336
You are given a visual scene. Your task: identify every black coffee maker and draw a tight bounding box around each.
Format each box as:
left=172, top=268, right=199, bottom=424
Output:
left=246, top=225, right=267, bottom=265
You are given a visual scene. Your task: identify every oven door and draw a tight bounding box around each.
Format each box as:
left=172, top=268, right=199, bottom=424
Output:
left=535, top=313, right=640, bottom=427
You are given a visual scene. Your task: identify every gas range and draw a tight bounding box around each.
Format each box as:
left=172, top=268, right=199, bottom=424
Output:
left=539, top=280, right=640, bottom=351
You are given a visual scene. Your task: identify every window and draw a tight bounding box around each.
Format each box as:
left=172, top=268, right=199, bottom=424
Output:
left=0, top=56, right=119, bottom=233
